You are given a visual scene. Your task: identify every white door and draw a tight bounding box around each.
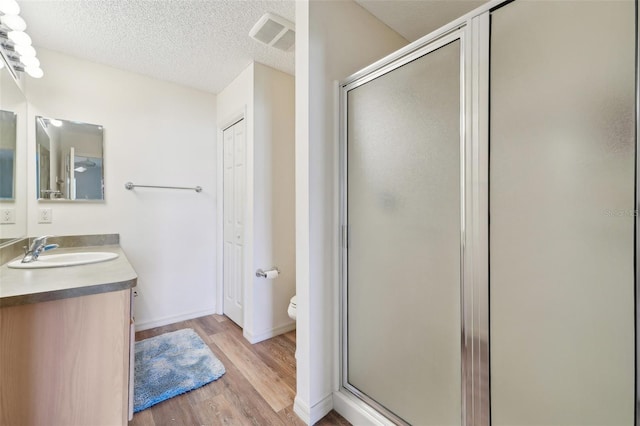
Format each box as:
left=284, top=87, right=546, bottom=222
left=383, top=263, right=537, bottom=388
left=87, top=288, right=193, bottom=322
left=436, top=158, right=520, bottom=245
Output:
left=223, top=119, right=245, bottom=326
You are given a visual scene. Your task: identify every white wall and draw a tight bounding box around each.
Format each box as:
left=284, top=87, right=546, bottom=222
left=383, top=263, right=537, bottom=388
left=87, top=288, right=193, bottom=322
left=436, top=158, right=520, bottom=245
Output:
left=295, top=0, right=408, bottom=423
left=216, top=62, right=296, bottom=344
left=251, top=63, right=296, bottom=342
left=57, top=127, right=102, bottom=158
left=26, top=48, right=218, bottom=329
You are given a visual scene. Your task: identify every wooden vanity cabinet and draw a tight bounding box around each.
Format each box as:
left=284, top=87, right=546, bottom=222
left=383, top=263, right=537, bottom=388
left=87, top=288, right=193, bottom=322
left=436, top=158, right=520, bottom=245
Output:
left=0, top=289, right=132, bottom=425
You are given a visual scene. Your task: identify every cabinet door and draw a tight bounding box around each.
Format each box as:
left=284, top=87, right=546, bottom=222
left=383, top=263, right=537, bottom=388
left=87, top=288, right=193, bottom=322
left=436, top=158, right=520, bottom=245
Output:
left=129, top=289, right=135, bottom=420
left=0, top=290, right=131, bottom=425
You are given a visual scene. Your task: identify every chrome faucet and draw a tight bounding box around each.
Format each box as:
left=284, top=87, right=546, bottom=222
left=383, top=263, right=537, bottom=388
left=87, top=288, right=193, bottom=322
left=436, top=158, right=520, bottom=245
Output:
left=22, top=235, right=59, bottom=263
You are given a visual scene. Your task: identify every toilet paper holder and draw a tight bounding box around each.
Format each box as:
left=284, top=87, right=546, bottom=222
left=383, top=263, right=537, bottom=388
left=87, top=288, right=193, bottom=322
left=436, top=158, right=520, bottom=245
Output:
left=256, top=267, right=280, bottom=278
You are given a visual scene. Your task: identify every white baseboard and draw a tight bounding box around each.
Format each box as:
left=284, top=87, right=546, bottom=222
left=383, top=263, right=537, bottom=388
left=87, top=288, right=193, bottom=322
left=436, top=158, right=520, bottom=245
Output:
left=293, top=394, right=333, bottom=425
left=333, top=390, right=391, bottom=426
left=311, top=394, right=334, bottom=424
left=294, top=396, right=311, bottom=424
left=135, top=308, right=218, bottom=331
left=243, top=321, right=296, bottom=344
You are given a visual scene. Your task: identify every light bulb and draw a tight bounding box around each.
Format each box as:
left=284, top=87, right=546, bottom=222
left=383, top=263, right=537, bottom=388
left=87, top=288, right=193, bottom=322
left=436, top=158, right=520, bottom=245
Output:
left=20, top=56, right=39, bottom=67
left=1, top=15, right=26, bottom=32
left=25, top=66, right=43, bottom=78
left=8, top=31, right=31, bottom=46
left=15, top=45, right=36, bottom=57
left=0, top=0, right=20, bottom=15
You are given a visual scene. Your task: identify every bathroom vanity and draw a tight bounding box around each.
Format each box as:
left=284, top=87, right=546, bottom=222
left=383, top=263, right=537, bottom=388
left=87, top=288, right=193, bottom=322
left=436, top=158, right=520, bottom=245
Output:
left=0, top=236, right=137, bottom=426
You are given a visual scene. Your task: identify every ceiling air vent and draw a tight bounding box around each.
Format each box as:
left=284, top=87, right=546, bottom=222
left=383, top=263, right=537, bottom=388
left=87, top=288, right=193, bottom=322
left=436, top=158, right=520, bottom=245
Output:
left=249, top=13, right=295, bottom=52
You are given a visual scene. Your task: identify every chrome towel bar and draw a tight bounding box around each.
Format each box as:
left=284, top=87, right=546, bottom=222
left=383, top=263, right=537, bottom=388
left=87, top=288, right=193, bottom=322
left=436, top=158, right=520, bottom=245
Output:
left=124, top=182, right=202, bottom=193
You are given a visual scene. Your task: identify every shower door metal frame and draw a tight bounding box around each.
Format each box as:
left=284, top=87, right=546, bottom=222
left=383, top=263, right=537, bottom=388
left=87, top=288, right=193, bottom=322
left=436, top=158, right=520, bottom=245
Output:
left=635, top=1, right=639, bottom=424
left=338, top=15, right=490, bottom=425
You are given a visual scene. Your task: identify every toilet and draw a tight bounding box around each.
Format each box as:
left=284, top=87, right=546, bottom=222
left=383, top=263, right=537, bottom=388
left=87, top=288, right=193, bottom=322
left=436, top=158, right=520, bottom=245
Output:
left=287, top=295, right=297, bottom=320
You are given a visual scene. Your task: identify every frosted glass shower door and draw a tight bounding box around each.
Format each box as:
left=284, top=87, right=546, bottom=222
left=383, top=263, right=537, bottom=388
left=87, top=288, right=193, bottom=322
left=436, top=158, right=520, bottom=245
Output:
left=490, top=1, right=636, bottom=425
left=344, top=38, right=462, bottom=425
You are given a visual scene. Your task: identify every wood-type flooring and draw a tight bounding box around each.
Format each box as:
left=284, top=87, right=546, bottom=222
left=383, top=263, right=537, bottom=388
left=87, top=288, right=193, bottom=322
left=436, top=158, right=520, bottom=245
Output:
left=129, top=314, right=350, bottom=426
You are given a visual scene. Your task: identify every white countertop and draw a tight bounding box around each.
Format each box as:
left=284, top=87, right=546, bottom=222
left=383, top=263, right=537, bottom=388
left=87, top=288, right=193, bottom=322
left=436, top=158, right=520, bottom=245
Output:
left=0, top=245, right=137, bottom=307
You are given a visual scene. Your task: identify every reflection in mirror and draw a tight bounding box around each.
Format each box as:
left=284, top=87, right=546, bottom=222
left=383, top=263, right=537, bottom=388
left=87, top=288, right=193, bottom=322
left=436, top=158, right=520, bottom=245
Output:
left=36, top=116, right=104, bottom=201
left=0, top=56, right=27, bottom=247
left=0, top=110, right=17, bottom=200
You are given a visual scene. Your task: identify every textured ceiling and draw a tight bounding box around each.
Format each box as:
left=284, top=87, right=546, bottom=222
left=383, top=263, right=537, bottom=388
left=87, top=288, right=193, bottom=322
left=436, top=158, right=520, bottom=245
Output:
left=18, top=0, right=488, bottom=94
left=19, top=0, right=295, bottom=94
left=355, top=0, right=488, bottom=42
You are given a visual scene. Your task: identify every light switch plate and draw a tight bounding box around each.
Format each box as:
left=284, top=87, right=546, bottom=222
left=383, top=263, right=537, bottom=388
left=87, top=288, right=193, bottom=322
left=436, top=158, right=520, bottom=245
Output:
left=38, top=208, right=53, bottom=224
left=0, top=208, right=15, bottom=224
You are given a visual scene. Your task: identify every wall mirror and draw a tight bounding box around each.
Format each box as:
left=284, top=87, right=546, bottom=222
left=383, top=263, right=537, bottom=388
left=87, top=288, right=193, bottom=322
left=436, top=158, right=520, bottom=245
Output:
left=36, top=116, right=104, bottom=201
left=0, top=57, right=27, bottom=247
left=0, top=110, right=16, bottom=200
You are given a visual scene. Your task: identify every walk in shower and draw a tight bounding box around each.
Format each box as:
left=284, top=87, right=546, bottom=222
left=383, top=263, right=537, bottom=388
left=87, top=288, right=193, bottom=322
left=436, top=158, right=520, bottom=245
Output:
left=339, top=0, right=637, bottom=424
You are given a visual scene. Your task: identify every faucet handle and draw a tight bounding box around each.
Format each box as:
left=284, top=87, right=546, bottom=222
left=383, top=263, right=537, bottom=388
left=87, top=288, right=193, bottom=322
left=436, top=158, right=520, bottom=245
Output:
left=29, top=235, right=56, bottom=251
left=33, top=235, right=55, bottom=244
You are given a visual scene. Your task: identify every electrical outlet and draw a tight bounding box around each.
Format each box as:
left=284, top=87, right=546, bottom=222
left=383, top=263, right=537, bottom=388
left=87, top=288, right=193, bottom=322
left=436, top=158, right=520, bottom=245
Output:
left=38, top=208, right=53, bottom=224
left=0, top=208, right=15, bottom=224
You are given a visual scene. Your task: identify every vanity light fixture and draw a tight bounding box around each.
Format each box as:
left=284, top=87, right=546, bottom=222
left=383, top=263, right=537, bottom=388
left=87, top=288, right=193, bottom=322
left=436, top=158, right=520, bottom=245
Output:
left=14, top=43, right=33, bottom=57
left=0, top=14, right=24, bottom=31
left=25, top=65, right=42, bottom=78
left=0, top=0, right=19, bottom=16
left=7, top=30, right=29, bottom=46
left=0, top=1, right=43, bottom=79
left=76, top=158, right=96, bottom=168
left=19, top=54, right=37, bottom=67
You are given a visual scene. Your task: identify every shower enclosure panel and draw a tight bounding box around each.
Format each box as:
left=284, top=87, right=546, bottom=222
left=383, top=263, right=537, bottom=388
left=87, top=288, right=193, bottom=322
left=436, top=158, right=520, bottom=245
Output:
left=489, top=1, right=636, bottom=424
left=341, top=32, right=465, bottom=425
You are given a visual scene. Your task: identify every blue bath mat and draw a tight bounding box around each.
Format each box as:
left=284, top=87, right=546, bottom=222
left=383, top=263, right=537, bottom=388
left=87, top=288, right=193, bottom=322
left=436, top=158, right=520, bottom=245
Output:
left=134, top=328, right=225, bottom=413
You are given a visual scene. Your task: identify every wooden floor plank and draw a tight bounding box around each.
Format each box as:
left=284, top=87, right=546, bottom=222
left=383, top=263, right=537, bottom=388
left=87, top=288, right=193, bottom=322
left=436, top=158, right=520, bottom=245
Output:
left=129, top=314, right=349, bottom=426
left=232, top=330, right=297, bottom=392
left=135, top=322, right=184, bottom=341
left=192, top=393, right=253, bottom=426
left=205, top=340, right=286, bottom=425
left=316, top=410, right=353, bottom=426
left=277, top=405, right=308, bottom=426
left=283, top=330, right=296, bottom=343
left=210, top=331, right=296, bottom=412
left=128, top=408, right=155, bottom=426
left=189, top=314, right=236, bottom=338
left=150, top=391, right=200, bottom=426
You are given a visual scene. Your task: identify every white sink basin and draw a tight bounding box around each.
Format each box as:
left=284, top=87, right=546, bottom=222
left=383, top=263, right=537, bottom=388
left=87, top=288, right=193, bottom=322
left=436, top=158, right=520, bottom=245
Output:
left=8, top=252, right=119, bottom=269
